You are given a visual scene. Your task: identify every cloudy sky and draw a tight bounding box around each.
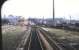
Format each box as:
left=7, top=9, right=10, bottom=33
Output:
left=1, top=0, right=79, bottom=20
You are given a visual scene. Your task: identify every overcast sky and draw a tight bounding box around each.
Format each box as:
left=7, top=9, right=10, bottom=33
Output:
left=1, top=0, right=79, bottom=20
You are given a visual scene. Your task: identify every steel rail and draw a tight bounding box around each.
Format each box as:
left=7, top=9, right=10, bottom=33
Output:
left=24, top=27, right=42, bottom=50
left=39, top=27, right=76, bottom=50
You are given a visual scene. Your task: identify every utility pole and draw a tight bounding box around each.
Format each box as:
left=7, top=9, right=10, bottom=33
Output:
left=70, top=16, right=71, bottom=24
left=53, top=0, right=55, bottom=22
left=42, top=16, right=44, bottom=25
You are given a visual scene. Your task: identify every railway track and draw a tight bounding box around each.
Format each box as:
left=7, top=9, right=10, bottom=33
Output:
left=23, top=27, right=43, bottom=50
left=24, top=27, right=62, bottom=50
left=17, top=26, right=79, bottom=50
left=22, top=26, right=53, bottom=50
left=39, top=27, right=78, bottom=50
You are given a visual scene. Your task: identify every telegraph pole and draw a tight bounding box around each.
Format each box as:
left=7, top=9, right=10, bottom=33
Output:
left=53, top=0, right=55, bottom=22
